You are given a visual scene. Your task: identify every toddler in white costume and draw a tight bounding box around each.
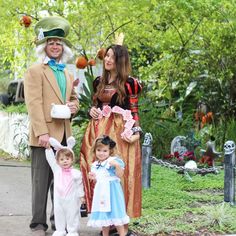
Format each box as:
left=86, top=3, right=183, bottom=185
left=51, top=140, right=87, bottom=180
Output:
left=45, top=136, right=85, bottom=236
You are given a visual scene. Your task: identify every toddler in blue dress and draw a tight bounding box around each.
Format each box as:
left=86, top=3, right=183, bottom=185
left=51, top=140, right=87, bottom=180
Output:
left=87, top=135, right=130, bottom=236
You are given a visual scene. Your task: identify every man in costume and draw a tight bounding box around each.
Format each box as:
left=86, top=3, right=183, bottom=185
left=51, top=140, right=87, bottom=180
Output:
left=24, top=16, right=79, bottom=236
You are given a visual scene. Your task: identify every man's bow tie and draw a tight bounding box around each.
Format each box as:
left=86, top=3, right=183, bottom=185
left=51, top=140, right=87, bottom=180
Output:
left=48, top=59, right=65, bottom=71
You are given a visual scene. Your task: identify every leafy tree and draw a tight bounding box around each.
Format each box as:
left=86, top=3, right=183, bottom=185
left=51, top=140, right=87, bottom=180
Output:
left=1, top=0, right=236, bottom=155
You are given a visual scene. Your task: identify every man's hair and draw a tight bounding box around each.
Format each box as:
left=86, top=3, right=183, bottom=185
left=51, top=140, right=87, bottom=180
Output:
left=35, top=41, right=73, bottom=63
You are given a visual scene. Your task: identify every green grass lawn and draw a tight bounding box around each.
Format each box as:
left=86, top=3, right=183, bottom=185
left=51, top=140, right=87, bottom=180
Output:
left=131, top=164, right=236, bottom=235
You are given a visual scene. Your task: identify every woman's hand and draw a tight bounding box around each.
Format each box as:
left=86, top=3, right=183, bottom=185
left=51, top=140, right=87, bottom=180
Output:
left=122, top=133, right=140, bottom=143
left=89, top=106, right=100, bottom=120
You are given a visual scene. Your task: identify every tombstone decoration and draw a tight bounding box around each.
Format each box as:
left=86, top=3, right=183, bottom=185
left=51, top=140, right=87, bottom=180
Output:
left=200, top=138, right=222, bottom=167
left=142, top=133, right=153, bottom=189
left=224, top=140, right=235, bottom=205
left=171, top=132, right=200, bottom=155
left=170, top=135, right=199, bottom=181
left=170, top=136, right=188, bottom=158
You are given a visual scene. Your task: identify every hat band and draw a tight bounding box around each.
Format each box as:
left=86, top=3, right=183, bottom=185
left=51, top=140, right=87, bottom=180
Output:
left=44, top=29, right=65, bottom=38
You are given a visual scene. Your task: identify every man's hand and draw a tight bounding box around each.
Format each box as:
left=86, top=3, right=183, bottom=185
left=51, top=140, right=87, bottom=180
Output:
left=66, top=101, right=77, bottom=114
left=38, top=134, right=50, bottom=148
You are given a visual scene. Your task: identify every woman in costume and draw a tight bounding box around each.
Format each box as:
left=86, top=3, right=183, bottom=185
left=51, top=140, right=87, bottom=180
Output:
left=79, top=42, right=142, bottom=227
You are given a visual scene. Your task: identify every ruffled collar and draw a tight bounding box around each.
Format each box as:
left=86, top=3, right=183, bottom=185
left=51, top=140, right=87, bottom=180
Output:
left=43, top=56, right=63, bottom=64
left=95, top=156, right=116, bottom=169
left=61, top=167, right=72, bottom=173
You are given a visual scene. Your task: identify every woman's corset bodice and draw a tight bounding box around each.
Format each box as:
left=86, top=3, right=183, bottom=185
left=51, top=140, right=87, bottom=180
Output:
left=97, top=85, right=117, bottom=105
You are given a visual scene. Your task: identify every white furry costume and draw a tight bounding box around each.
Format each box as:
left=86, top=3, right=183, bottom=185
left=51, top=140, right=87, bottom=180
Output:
left=45, top=137, right=84, bottom=236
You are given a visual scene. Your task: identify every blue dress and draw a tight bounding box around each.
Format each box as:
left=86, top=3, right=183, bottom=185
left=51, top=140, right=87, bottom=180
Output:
left=87, top=156, right=130, bottom=227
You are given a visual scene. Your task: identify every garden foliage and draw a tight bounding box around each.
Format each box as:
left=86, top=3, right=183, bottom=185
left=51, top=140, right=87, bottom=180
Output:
left=1, top=1, right=236, bottom=162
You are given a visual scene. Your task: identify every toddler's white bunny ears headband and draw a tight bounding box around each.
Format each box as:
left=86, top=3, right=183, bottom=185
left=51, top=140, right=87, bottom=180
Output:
left=49, top=136, right=76, bottom=159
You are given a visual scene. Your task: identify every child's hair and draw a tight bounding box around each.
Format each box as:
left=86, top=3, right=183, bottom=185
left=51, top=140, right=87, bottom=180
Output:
left=92, top=135, right=116, bottom=156
left=56, top=148, right=74, bottom=161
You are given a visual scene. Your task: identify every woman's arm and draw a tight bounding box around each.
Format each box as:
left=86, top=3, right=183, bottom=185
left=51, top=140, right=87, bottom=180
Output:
left=88, top=76, right=101, bottom=119
left=122, top=77, right=143, bottom=143
left=122, top=132, right=140, bottom=143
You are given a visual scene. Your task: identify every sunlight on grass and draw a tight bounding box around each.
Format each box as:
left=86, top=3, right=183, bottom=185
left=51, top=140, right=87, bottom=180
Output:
left=131, top=165, right=236, bottom=235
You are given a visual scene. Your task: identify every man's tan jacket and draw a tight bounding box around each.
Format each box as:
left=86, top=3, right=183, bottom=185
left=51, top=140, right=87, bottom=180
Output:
left=24, top=63, right=79, bottom=146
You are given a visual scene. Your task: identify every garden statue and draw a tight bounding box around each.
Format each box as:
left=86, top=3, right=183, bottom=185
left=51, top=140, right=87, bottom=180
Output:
left=200, top=138, right=222, bottom=167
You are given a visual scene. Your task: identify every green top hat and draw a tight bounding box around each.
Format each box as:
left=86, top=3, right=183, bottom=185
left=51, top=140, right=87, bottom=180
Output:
left=34, top=16, right=72, bottom=48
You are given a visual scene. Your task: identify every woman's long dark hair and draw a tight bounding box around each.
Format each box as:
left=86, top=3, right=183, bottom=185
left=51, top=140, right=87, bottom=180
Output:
left=93, top=44, right=131, bottom=105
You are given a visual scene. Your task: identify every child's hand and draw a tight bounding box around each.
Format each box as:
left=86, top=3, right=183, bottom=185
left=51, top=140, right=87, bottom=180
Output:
left=88, top=172, right=96, bottom=180
left=109, top=159, right=124, bottom=178
left=80, top=197, right=86, bottom=204
left=109, top=160, right=118, bottom=168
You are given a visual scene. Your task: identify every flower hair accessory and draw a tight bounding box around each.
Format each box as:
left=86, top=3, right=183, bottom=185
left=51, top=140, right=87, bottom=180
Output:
left=100, top=135, right=116, bottom=148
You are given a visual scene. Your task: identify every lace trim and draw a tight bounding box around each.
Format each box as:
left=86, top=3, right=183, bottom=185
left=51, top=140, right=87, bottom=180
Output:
left=87, top=215, right=130, bottom=227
